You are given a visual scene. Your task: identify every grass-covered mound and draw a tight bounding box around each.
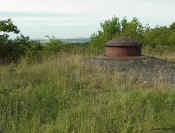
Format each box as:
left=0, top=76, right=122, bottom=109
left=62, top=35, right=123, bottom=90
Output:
left=0, top=52, right=175, bottom=133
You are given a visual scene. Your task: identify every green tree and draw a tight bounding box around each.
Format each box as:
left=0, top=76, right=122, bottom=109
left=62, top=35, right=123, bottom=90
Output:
left=90, top=16, right=175, bottom=49
left=89, top=16, right=121, bottom=49
left=0, top=19, right=43, bottom=63
left=168, top=32, right=175, bottom=46
left=170, top=22, right=175, bottom=32
left=121, top=17, right=128, bottom=32
left=118, top=17, right=144, bottom=43
left=89, top=16, right=144, bottom=49
left=101, top=16, right=121, bottom=41
left=0, top=19, right=19, bottom=41
left=143, top=26, right=171, bottom=48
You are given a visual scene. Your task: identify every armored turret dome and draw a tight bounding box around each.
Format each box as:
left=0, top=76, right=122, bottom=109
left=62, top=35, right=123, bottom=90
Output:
left=105, top=37, right=141, bottom=47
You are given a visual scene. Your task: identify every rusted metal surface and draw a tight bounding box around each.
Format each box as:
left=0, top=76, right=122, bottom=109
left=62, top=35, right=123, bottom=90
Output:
left=105, top=37, right=142, bottom=57
left=105, top=46, right=141, bottom=57
left=105, top=37, right=141, bottom=47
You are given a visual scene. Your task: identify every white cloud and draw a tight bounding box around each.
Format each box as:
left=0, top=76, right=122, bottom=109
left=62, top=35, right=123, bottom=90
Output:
left=1, top=0, right=175, bottom=38
left=0, top=0, right=102, bottom=13
left=1, top=0, right=175, bottom=16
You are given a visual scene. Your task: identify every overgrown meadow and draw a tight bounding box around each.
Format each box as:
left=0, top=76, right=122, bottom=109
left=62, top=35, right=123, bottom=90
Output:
left=0, top=48, right=175, bottom=133
left=0, top=17, right=175, bottom=133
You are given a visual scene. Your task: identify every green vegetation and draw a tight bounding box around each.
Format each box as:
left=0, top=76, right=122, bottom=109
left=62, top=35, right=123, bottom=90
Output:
left=1, top=17, right=175, bottom=63
left=0, top=17, right=175, bottom=132
left=0, top=52, right=175, bottom=133
left=0, top=19, right=42, bottom=63
left=90, top=16, right=175, bottom=49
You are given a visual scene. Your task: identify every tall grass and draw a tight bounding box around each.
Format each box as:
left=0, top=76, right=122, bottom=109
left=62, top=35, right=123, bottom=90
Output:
left=0, top=48, right=175, bottom=133
left=143, top=46, right=175, bottom=62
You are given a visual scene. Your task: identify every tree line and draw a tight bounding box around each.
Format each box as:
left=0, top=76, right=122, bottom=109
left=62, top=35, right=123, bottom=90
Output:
left=90, top=16, right=175, bottom=49
left=0, top=17, right=175, bottom=63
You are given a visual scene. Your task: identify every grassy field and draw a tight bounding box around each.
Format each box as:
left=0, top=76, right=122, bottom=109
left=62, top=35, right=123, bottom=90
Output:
left=0, top=48, right=175, bottom=133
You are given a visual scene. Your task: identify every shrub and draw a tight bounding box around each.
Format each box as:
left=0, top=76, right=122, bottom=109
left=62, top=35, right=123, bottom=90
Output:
left=43, top=36, right=64, bottom=55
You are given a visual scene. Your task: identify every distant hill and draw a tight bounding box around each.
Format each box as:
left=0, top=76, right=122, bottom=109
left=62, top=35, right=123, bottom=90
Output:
left=60, top=38, right=90, bottom=43
left=34, top=38, right=90, bottom=44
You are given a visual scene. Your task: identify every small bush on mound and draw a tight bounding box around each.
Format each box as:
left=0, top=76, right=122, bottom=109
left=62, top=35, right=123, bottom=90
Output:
left=44, top=36, right=64, bottom=54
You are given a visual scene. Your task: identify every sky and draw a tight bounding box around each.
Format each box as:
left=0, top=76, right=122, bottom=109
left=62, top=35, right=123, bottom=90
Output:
left=0, top=0, right=175, bottom=39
